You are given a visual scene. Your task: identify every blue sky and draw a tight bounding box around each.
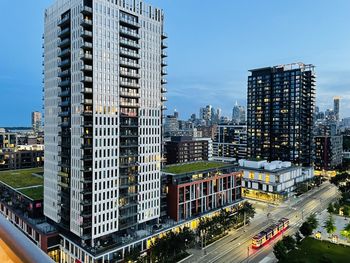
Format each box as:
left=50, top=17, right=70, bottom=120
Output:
left=1, top=0, right=350, bottom=126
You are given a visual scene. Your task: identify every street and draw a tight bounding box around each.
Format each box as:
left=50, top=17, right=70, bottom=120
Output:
left=184, top=181, right=339, bottom=263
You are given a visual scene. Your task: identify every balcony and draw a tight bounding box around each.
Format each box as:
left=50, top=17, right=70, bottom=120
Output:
left=58, top=16, right=70, bottom=26
left=120, top=142, right=138, bottom=148
left=161, top=105, right=167, bottom=110
left=120, top=49, right=140, bottom=59
left=81, top=30, right=93, bottom=38
left=58, top=59, right=70, bottom=68
left=161, top=59, right=168, bottom=66
left=161, top=79, right=167, bottom=84
left=59, top=110, right=70, bottom=117
left=120, top=60, right=140, bottom=69
left=161, top=32, right=168, bottom=39
left=81, top=121, right=93, bottom=127
left=58, top=89, right=70, bottom=97
left=81, top=87, right=93, bottom=94
left=161, top=51, right=167, bottom=57
left=81, top=76, right=93, bottom=83
left=80, top=210, right=92, bottom=218
left=120, top=81, right=140, bottom=88
left=82, top=99, right=93, bottom=105
left=58, top=69, right=70, bottom=78
left=59, top=99, right=70, bottom=107
left=81, top=6, right=92, bottom=15
left=161, top=41, right=168, bottom=49
left=120, top=101, right=139, bottom=108
left=161, top=69, right=167, bottom=75
left=81, top=143, right=93, bottom=150
left=82, top=110, right=93, bottom=116
left=81, top=41, right=93, bottom=50
left=81, top=18, right=92, bottom=27
left=161, top=87, right=167, bottom=93
left=61, top=121, right=70, bottom=127
left=81, top=65, right=93, bottom=71
left=120, top=39, right=140, bottom=49
left=58, top=27, right=70, bottom=38
left=58, top=181, right=69, bottom=188
left=120, top=91, right=140, bottom=98
left=120, top=71, right=140, bottom=79
left=58, top=79, right=71, bottom=87
left=58, top=38, right=70, bottom=48
left=120, top=17, right=140, bottom=28
left=120, top=28, right=139, bottom=39
left=81, top=53, right=93, bottom=61
left=161, top=96, right=167, bottom=102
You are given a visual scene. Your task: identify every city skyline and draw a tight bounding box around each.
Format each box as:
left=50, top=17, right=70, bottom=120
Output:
left=1, top=0, right=350, bottom=126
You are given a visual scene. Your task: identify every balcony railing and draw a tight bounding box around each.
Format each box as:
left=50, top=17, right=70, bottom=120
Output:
left=82, top=76, right=93, bottom=83
left=81, top=41, right=93, bottom=49
left=120, top=71, right=140, bottom=78
left=120, top=17, right=140, bottom=28
left=81, top=30, right=93, bottom=38
left=81, top=6, right=93, bottom=15
left=120, top=49, right=140, bottom=59
left=120, top=39, right=140, bottom=49
left=120, top=28, right=139, bottom=39
left=120, top=60, right=140, bottom=69
left=58, top=38, right=70, bottom=48
left=120, top=81, right=139, bottom=88
left=58, top=28, right=70, bottom=38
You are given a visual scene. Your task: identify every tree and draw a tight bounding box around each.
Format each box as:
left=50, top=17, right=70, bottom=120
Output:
left=306, top=213, right=318, bottom=230
left=282, top=235, right=296, bottom=251
left=340, top=222, right=350, bottom=242
left=324, top=215, right=337, bottom=237
left=273, top=240, right=288, bottom=261
left=343, top=206, right=350, bottom=216
left=299, top=222, right=313, bottom=237
left=241, top=202, right=256, bottom=220
left=327, top=203, right=335, bottom=214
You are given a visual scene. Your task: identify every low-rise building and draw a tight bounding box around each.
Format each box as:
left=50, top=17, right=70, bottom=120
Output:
left=162, top=161, right=243, bottom=221
left=0, top=168, right=59, bottom=262
left=164, top=136, right=212, bottom=164
left=0, top=145, right=44, bottom=170
left=239, top=159, right=314, bottom=203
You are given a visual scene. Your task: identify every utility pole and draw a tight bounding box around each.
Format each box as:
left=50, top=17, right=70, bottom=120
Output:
left=247, top=246, right=250, bottom=263
left=244, top=211, right=246, bottom=228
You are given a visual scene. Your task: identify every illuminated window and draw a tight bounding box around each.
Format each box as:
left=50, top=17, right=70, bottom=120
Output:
left=258, top=173, right=262, bottom=181
left=249, top=172, right=254, bottom=180
left=265, top=173, right=270, bottom=183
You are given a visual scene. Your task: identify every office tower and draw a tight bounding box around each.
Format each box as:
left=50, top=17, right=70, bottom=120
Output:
left=247, top=63, right=316, bottom=166
left=164, top=114, right=179, bottom=136
left=232, top=102, right=246, bottom=125
left=31, top=111, right=42, bottom=132
left=199, top=105, right=212, bottom=124
left=333, top=96, right=340, bottom=121
left=43, top=0, right=167, bottom=257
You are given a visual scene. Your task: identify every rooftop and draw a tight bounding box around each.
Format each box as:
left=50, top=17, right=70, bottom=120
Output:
left=0, top=168, right=44, bottom=200
left=162, top=161, right=231, bottom=175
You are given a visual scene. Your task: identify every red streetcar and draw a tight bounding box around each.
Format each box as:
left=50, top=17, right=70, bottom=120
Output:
left=252, top=218, right=289, bottom=248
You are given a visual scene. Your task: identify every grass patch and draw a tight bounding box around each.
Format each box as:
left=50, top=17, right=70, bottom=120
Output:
left=19, top=186, right=44, bottom=200
left=0, top=168, right=43, bottom=188
left=163, top=162, right=230, bottom=174
left=283, top=237, right=350, bottom=263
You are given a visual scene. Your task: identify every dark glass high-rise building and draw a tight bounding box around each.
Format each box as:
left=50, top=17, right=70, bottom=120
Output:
left=247, top=63, right=316, bottom=166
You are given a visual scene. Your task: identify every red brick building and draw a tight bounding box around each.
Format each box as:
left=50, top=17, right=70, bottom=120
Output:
left=162, top=162, right=242, bottom=221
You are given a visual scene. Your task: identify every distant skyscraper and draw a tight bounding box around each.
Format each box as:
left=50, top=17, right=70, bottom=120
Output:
left=247, top=63, right=316, bottom=166
left=43, top=0, right=166, bottom=260
left=333, top=96, right=340, bottom=121
left=31, top=111, right=42, bottom=132
left=232, top=102, right=245, bottom=124
left=199, top=105, right=212, bottom=124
